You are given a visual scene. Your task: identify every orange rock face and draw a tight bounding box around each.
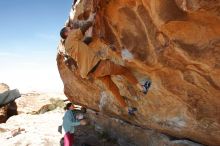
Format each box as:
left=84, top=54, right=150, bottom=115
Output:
left=57, top=0, right=220, bottom=145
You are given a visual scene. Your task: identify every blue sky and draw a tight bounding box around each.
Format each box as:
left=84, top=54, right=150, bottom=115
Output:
left=0, top=0, right=72, bottom=93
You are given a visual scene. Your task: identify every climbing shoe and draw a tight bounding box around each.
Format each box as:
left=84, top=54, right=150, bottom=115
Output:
left=128, top=107, right=137, bottom=116
left=143, top=80, right=151, bottom=94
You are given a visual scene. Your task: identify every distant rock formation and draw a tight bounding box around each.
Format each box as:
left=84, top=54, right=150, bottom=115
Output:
left=57, top=0, right=220, bottom=145
left=15, top=92, right=66, bottom=114
left=0, top=83, right=9, bottom=92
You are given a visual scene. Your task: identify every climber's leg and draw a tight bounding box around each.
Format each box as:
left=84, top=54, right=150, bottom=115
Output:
left=99, top=75, right=127, bottom=108
left=92, top=60, right=149, bottom=93
left=93, top=65, right=138, bottom=115
left=91, top=60, right=137, bottom=83
left=64, top=132, right=74, bottom=146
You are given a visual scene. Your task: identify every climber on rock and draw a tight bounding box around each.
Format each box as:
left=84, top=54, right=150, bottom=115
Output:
left=60, top=12, right=150, bottom=115
left=63, top=54, right=78, bottom=72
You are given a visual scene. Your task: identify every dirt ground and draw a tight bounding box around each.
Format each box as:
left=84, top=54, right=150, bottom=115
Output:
left=60, top=125, right=119, bottom=146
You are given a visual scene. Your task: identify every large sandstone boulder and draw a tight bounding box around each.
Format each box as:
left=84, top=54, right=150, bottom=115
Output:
left=57, top=0, right=220, bottom=145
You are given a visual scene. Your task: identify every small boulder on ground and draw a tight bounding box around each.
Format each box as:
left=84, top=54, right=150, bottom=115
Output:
left=0, top=83, right=21, bottom=123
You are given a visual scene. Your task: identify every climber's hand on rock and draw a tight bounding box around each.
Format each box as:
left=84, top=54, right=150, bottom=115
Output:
left=109, top=45, right=116, bottom=51
left=80, top=119, right=88, bottom=125
left=81, top=107, right=87, bottom=113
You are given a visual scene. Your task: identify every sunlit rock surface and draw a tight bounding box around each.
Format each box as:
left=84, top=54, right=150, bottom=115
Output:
left=57, top=0, right=220, bottom=145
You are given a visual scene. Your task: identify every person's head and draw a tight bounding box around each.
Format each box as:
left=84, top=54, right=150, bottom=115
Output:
left=64, top=102, right=75, bottom=110
left=60, top=27, right=71, bottom=39
left=73, top=0, right=78, bottom=5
